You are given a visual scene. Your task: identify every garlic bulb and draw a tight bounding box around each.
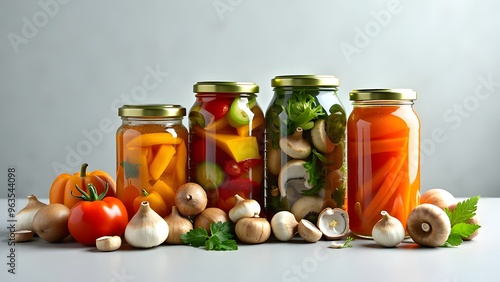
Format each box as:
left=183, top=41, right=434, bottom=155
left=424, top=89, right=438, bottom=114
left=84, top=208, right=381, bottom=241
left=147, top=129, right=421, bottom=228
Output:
left=228, top=194, right=261, bottom=223
left=371, top=211, right=405, bottom=247
left=124, top=201, right=169, bottom=248
left=16, top=194, right=47, bottom=232
left=164, top=206, right=193, bottom=244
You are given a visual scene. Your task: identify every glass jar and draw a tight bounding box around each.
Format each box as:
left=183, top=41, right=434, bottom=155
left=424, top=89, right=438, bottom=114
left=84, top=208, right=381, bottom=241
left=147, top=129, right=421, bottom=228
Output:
left=189, top=81, right=265, bottom=214
left=265, top=75, right=347, bottom=220
left=347, top=89, right=420, bottom=238
left=116, top=104, right=188, bottom=219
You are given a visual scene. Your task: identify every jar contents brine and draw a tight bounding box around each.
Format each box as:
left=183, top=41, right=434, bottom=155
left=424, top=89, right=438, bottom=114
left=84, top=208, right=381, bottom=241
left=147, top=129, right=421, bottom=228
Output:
left=347, top=89, right=420, bottom=238
left=116, top=104, right=188, bottom=219
left=265, top=75, right=347, bottom=220
left=189, top=82, right=265, bottom=214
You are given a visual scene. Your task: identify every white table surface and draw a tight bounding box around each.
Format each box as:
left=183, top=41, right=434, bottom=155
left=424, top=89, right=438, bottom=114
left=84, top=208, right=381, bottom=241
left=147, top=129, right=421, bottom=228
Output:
left=1, top=197, right=497, bottom=282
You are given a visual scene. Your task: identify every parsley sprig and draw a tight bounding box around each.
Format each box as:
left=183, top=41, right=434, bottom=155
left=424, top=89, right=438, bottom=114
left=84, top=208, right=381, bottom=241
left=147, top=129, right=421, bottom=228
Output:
left=181, top=221, right=238, bottom=251
left=442, top=195, right=481, bottom=247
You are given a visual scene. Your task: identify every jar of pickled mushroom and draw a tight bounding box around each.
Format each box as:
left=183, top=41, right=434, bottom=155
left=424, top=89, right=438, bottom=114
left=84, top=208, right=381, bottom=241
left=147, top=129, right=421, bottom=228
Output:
left=347, top=89, right=420, bottom=238
left=116, top=104, right=188, bottom=219
left=189, top=81, right=265, bottom=214
left=265, top=75, right=347, bottom=220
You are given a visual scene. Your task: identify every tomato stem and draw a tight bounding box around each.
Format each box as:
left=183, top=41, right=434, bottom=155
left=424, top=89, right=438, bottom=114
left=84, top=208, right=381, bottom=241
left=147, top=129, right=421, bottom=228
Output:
left=71, top=183, right=108, bottom=201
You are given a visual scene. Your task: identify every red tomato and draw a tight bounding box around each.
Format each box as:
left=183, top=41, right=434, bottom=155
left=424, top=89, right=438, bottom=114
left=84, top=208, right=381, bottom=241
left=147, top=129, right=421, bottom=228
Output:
left=68, top=195, right=128, bottom=246
left=224, top=159, right=242, bottom=177
left=202, top=99, right=231, bottom=120
left=190, top=138, right=230, bottom=167
left=239, top=158, right=263, bottom=172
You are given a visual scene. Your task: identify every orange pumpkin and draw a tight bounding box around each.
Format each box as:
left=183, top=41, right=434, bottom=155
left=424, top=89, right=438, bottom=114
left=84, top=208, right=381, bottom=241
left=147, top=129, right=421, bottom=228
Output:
left=49, top=163, right=116, bottom=208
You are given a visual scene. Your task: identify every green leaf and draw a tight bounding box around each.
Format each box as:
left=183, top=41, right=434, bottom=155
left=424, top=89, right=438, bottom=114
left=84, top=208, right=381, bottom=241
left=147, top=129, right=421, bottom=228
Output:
left=443, top=233, right=463, bottom=247
left=120, top=161, right=140, bottom=179
left=182, top=222, right=237, bottom=251
left=181, top=228, right=208, bottom=248
left=451, top=222, right=481, bottom=238
left=446, top=195, right=479, bottom=226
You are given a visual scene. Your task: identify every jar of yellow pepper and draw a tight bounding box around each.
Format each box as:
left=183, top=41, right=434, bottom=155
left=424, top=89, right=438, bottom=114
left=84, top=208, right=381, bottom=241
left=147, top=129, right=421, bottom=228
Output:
left=116, top=104, right=188, bottom=219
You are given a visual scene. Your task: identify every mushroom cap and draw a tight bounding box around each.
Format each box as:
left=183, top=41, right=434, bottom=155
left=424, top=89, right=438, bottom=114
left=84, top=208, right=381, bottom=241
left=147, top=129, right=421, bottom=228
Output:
left=407, top=203, right=451, bottom=247
left=317, top=207, right=349, bottom=240
left=298, top=219, right=323, bottom=243
left=278, top=160, right=312, bottom=205
left=311, top=119, right=335, bottom=153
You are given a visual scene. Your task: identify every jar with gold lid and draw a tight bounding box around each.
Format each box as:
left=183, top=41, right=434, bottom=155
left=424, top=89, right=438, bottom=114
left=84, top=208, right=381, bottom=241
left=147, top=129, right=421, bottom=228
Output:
left=347, top=89, right=420, bottom=238
left=265, top=75, right=347, bottom=220
left=116, top=104, right=188, bottom=219
left=189, top=81, right=265, bottom=214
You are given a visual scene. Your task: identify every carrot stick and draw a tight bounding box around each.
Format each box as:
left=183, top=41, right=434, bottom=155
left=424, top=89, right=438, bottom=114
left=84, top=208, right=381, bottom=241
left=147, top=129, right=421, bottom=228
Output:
left=126, top=132, right=182, bottom=147
left=357, top=156, right=397, bottom=204
left=173, top=141, right=187, bottom=188
left=353, top=137, right=407, bottom=155
left=363, top=150, right=407, bottom=219
left=149, top=144, right=176, bottom=180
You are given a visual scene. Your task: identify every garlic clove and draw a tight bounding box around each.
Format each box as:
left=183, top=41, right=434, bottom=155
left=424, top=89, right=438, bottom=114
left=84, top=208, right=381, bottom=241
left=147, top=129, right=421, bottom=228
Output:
left=235, top=217, right=271, bottom=244
left=12, top=230, right=34, bottom=242
left=371, top=211, right=405, bottom=247
left=16, top=194, right=47, bottom=232
left=124, top=201, right=169, bottom=248
left=96, top=236, right=122, bottom=252
left=270, top=211, right=298, bottom=241
left=164, top=206, right=193, bottom=244
left=228, top=194, right=261, bottom=223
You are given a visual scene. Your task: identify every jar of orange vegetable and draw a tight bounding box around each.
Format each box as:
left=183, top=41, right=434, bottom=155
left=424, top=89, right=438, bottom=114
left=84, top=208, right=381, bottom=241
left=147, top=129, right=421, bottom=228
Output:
left=189, top=81, right=265, bottom=214
left=116, top=104, right=188, bottom=219
left=347, top=89, right=420, bottom=238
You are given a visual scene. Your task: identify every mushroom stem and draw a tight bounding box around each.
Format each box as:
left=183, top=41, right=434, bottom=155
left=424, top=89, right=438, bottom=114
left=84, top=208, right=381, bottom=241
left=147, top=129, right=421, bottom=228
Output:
left=421, top=222, right=431, bottom=232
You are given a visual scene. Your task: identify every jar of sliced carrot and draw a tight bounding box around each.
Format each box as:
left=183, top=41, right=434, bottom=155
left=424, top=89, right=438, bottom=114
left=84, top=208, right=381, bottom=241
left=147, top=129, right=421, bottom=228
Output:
left=189, top=82, right=265, bottom=214
left=116, top=104, right=188, bottom=219
left=347, top=89, right=420, bottom=238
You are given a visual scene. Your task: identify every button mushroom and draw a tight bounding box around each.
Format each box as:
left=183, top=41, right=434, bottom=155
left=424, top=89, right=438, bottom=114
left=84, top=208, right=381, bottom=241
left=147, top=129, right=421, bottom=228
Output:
left=278, top=160, right=313, bottom=205
left=317, top=207, right=349, bottom=240
left=407, top=203, right=451, bottom=247
left=311, top=119, right=335, bottom=153
left=279, top=127, right=311, bottom=159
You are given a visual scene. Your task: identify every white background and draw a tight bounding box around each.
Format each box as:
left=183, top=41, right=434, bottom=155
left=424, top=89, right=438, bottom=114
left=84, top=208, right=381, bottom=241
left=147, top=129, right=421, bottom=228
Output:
left=1, top=0, right=499, bottom=198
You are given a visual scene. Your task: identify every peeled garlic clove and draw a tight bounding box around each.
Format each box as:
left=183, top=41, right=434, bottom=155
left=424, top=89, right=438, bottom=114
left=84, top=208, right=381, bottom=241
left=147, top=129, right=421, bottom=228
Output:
left=270, top=211, right=298, bottom=241
left=229, top=194, right=261, bottom=223
left=371, top=211, right=405, bottom=247
left=124, top=201, right=169, bottom=248
left=96, top=236, right=122, bottom=252
left=16, top=194, right=47, bottom=232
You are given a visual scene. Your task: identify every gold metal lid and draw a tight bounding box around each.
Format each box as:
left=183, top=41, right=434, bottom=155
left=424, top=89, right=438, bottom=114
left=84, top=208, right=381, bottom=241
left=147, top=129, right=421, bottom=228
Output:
left=118, top=104, right=186, bottom=117
left=271, top=75, right=340, bottom=87
left=193, top=81, right=259, bottom=94
left=349, top=89, right=417, bottom=101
